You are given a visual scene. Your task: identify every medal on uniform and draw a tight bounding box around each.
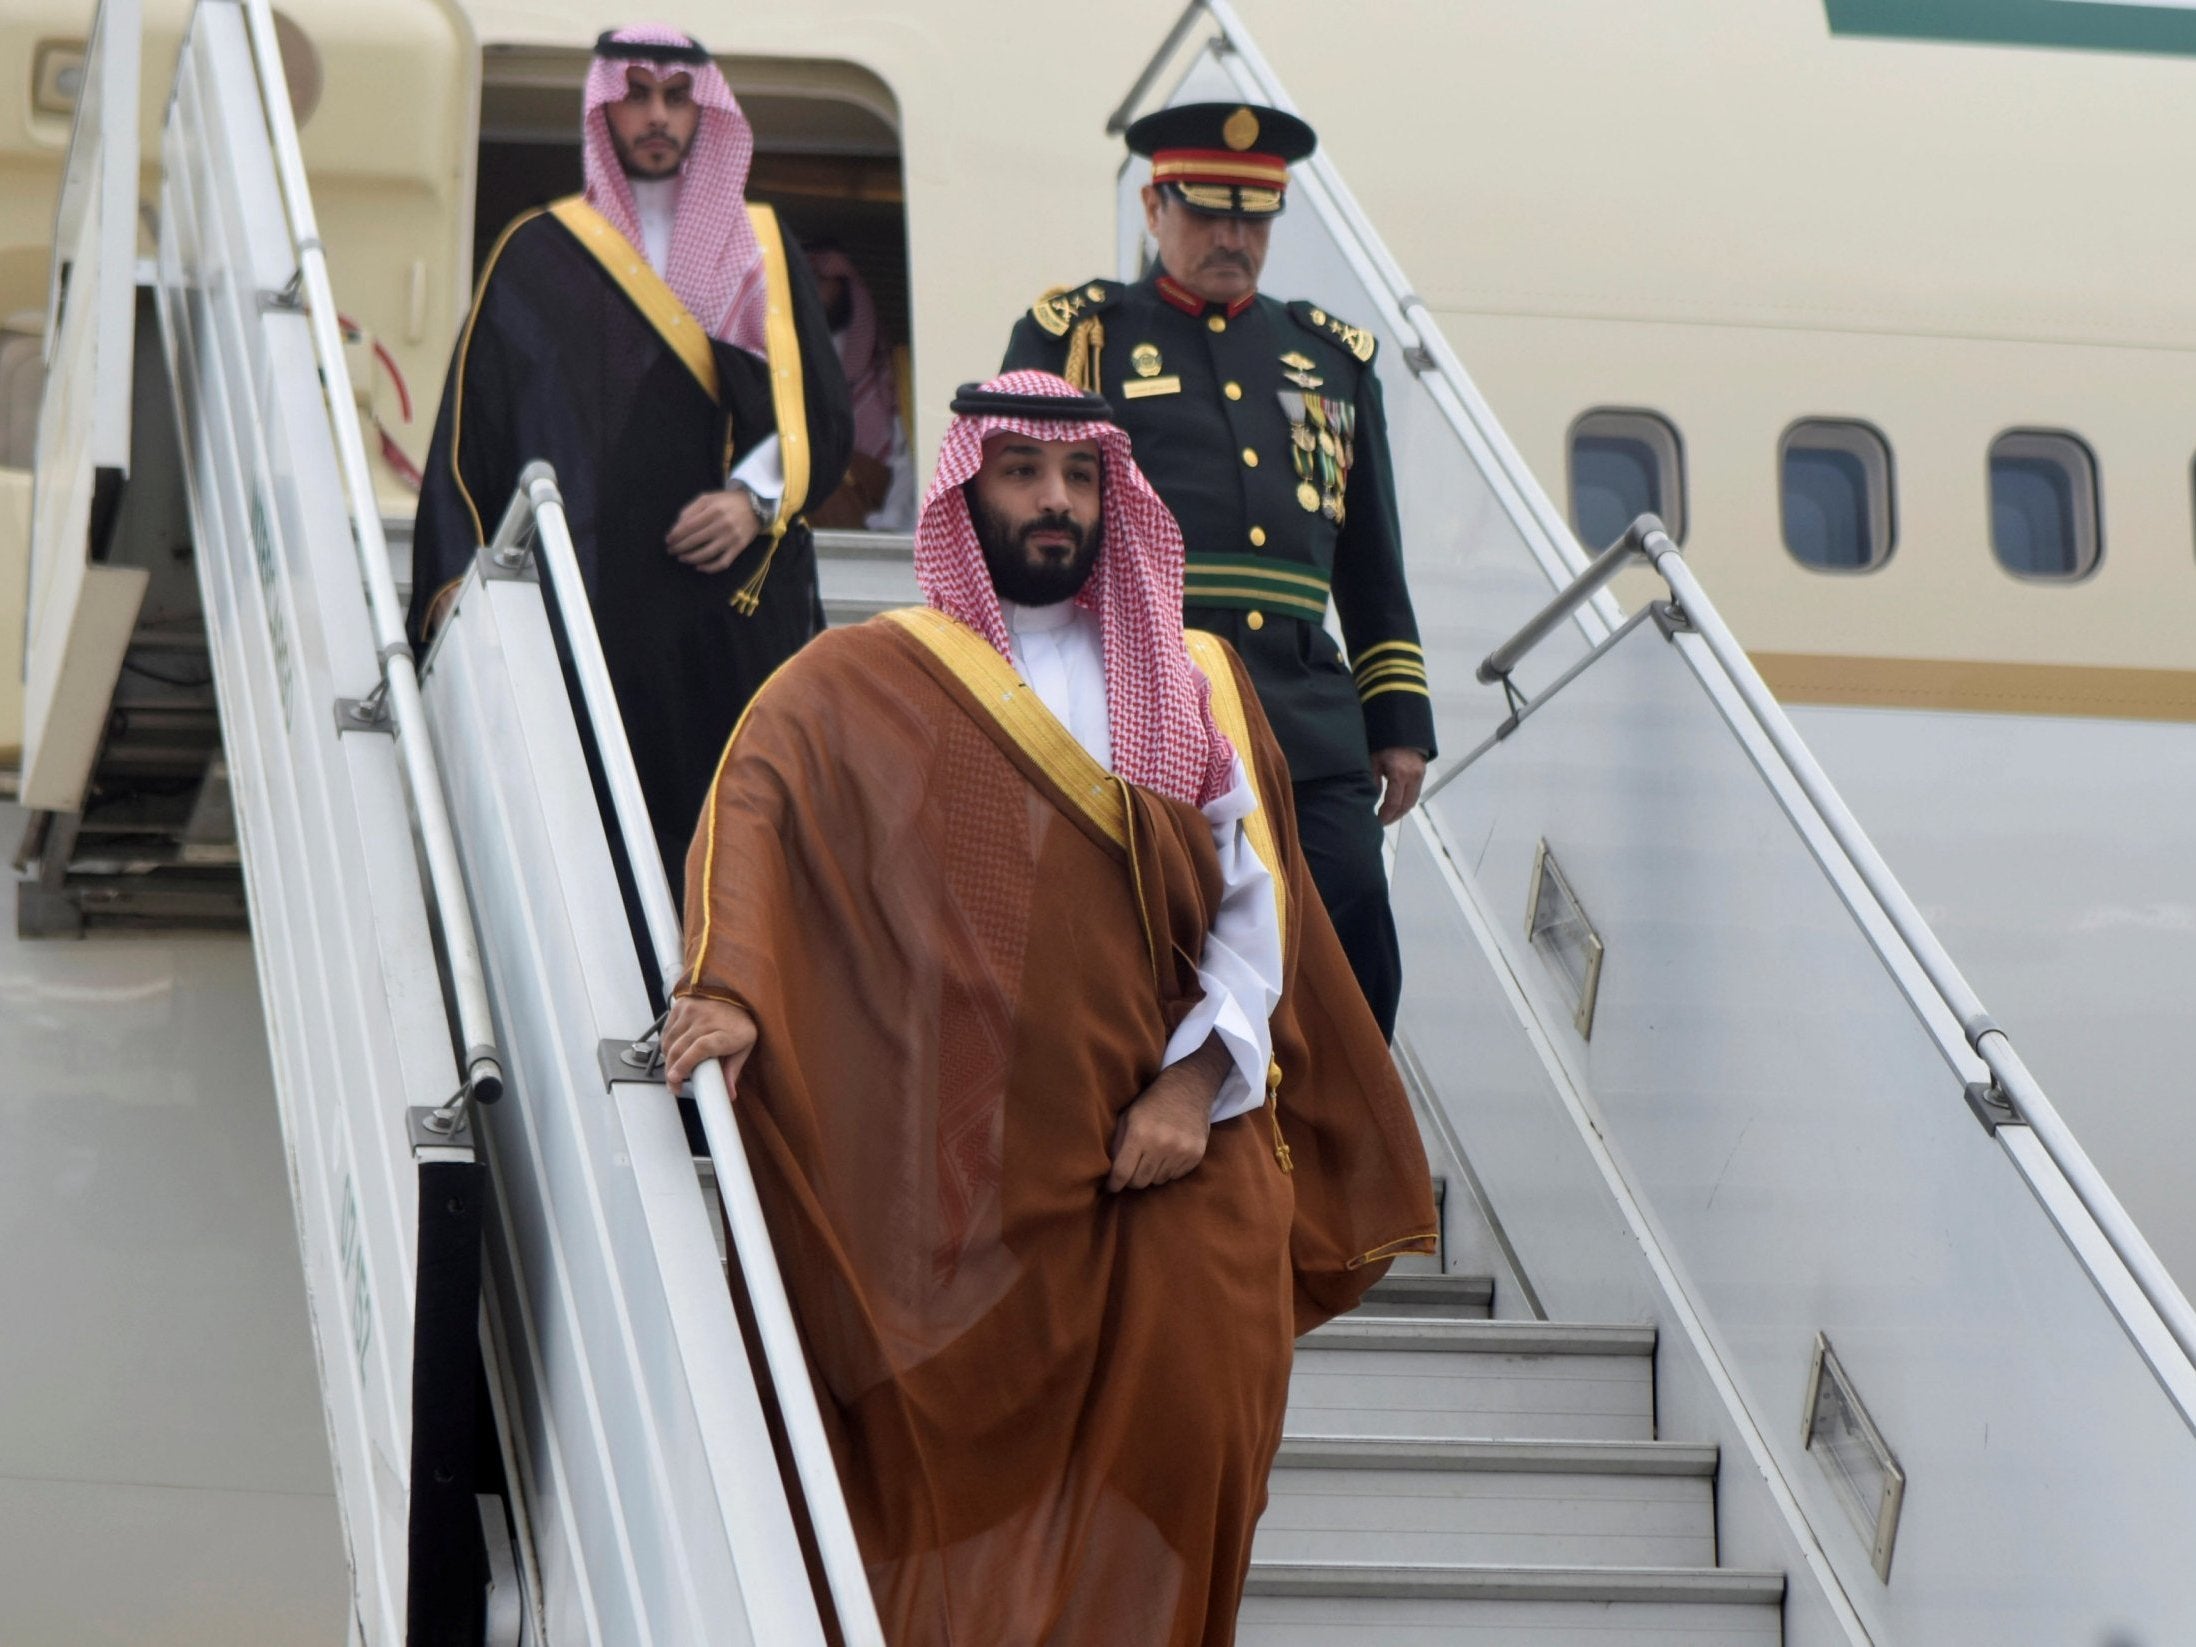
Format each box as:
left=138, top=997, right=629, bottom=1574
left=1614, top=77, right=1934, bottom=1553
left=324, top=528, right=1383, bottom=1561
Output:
left=1279, top=348, right=1323, bottom=390
left=1280, top=388, right=1323, bottom=512
left=1305, top=394, right=1355, bottom=523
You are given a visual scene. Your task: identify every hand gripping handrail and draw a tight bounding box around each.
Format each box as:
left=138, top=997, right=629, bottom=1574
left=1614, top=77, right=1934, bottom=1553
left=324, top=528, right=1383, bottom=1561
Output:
left=237, top=0, right=501, bottom=1123
left=494, top=463, right=886, bottom=1647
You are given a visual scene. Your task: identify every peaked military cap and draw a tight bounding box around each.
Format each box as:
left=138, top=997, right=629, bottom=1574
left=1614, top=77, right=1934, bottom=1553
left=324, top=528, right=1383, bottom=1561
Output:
left=1124, top=101, right=1317, bottom=218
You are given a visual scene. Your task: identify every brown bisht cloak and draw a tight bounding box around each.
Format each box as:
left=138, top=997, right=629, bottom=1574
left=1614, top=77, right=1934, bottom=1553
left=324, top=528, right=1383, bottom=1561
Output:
left=679, top=610, right=1435, bottom=1645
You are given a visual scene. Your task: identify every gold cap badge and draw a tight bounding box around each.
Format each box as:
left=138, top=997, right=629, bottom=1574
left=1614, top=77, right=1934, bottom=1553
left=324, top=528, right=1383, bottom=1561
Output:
left=1223, top=106, right=1261, bottom=152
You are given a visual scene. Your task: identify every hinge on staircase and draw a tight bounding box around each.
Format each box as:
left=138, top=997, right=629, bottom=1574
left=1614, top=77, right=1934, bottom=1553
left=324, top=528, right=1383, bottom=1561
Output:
left=1964, top=1078, right=2021, bottom=1135
left=333, top=684, right=392, bottom=736
left=599, top=1011, right=670, bottom=1089
left=258, top=268, right=305, bottom=313
left=1650, top=598, right=1694, bottom=639
left=407, top=1103, right=475, bottom=1153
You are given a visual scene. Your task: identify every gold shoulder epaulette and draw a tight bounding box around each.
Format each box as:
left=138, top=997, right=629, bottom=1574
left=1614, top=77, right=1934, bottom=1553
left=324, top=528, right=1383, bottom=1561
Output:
left=1287, top=299, right=1377, bottom=364
left=1030, top=280, right=1121, bottom=337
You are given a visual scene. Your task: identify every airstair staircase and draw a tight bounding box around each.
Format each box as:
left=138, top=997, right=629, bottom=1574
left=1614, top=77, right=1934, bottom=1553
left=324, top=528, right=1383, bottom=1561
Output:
left=1250, top=1271, right=1785, bottom=1644
left=20, top=0, right=2196, bottom=1643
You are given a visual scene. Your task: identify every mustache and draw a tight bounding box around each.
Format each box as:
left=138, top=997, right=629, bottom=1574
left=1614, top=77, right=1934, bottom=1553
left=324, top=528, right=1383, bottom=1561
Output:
left=1200, top=249, right=1254, bottom=272
left=1016, top=511, right=1092, bottom=551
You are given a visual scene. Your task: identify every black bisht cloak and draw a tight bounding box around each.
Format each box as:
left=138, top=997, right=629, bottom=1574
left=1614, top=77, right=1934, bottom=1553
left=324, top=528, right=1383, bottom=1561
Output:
left=409, top=205, right=854, bottom=891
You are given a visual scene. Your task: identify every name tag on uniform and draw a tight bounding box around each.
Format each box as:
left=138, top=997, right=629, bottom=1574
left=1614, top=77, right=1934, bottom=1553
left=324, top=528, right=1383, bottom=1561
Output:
left=1121, top=375, right=1182, bottom=399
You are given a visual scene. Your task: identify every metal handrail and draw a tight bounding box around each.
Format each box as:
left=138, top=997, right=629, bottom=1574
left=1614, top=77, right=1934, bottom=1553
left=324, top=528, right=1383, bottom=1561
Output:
left=494, top=463, right=886, bottom=1647
left=1116, top=1, right=2196, bottom=1413
left=1439, top=509, right=2196, bottom=1393
left=1638, top=531, right=2196, bottom=1384
left=1477, top=515, right=1661, bottom=685
left=237, top=0, right=502, bottom=1120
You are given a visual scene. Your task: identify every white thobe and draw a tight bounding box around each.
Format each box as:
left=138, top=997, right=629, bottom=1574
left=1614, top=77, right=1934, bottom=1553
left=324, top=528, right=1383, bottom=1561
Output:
left=1001, top=599, right=1283, bottom=1124
left=630, top=176, right=677, bottom=278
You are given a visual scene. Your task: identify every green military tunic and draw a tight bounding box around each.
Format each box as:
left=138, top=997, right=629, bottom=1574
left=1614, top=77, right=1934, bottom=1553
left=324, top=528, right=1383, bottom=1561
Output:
left=1002, top=271, right=1434, bottom=781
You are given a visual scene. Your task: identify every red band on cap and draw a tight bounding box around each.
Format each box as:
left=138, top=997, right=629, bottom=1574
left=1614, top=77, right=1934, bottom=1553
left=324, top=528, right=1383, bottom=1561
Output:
left=1150, top=148, right=1291, bottom=190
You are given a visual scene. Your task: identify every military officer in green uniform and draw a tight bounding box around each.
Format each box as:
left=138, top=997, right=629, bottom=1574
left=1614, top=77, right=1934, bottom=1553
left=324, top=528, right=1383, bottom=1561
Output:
left=1000, top=101, right=1434, bottom=1038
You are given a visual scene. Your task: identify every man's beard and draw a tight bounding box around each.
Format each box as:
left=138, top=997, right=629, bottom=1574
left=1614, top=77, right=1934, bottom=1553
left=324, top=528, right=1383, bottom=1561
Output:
left=613, top=125, right=690, bottom=180
left=970, top=494, right=1104, bottom=607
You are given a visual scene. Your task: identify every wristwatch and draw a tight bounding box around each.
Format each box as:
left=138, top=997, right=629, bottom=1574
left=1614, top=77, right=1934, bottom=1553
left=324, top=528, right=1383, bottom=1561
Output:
left=727, top=479, right=780, bottom=532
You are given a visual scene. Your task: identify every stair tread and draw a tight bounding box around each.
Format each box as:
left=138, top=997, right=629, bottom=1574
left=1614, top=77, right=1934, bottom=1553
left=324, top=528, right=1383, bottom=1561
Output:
left=1243, top=1562, right=1786, bottom=1604
left=1360, top=1273, right=1493, bottom=1303
left=1353, top=1277, right=1492, bottom=1318
left=1305, top=1318, right=1655, bottom=1355
left=1272, top=1436, right=1716, bottom=1476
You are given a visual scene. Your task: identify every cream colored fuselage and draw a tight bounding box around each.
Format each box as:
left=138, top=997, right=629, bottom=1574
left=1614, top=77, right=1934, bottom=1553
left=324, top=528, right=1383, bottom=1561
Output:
left=2, top=0, right=2192, bottom=1275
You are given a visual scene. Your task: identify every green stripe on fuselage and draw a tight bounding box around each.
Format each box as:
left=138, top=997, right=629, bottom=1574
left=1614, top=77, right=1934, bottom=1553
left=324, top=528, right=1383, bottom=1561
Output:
left=1826, top=0, right=2196, bottom=56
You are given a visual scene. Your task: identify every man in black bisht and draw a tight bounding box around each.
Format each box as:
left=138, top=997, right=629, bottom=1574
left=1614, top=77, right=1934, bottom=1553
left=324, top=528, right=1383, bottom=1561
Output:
left=408, top=23, right=851, bottom=885
left=1001, top=103, right=1435, bottom=1039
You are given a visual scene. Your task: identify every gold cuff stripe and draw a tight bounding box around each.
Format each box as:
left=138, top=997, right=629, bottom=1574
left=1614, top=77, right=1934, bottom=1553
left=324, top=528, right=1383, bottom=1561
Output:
left=1359, top=679, right=1433, bottom=704
left=1185, top=631, right=1289, bottom=954
left=1353, top=660, right=1429, bottom=688
left=1351, top=639, right=1425, bottom=668
left=449, top=207, right=547, bottom=547
left=550, top=196, right=719, bottom=401
left=881, top=609, right=1128, bottom=849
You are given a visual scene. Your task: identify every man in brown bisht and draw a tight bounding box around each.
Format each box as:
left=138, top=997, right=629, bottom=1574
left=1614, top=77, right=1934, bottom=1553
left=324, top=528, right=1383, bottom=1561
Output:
left=663, top=369, right=1435, bottom=1644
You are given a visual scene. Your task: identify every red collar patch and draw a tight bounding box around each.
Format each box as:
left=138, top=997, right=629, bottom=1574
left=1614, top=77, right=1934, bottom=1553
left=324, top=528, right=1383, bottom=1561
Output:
left=1157, top=275, right=1258, bottom=318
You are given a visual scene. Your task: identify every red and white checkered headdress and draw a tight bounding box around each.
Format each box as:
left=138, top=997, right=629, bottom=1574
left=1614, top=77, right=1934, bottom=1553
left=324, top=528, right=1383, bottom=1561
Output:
left=915, top=370, right=1236, bottom=808
left=583, top=24, right=768, bottom=355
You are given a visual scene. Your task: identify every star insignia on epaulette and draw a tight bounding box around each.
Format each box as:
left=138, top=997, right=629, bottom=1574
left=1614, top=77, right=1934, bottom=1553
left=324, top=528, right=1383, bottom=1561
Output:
left=1031, top=281, right=1119, bottom=337
left=1315, top=308, right=1376, bottom=363
left=1288, top=300, right=1377, bottom=364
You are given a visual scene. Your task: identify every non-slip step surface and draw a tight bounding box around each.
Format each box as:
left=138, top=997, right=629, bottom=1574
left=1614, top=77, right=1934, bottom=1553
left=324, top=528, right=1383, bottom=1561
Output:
left=1258, top=1438, right=1717, bottom=1569
left=1288, top=1320, right=1657, bottom=1442
left=1237, top=1564, right=1784, bottom=1647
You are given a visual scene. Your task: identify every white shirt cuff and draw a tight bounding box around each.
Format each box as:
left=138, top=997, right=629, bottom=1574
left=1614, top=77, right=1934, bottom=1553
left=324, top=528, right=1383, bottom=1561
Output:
left=1158, top=756, right=1283, bottom=1126
left=730, top=433, right=785, bottom=504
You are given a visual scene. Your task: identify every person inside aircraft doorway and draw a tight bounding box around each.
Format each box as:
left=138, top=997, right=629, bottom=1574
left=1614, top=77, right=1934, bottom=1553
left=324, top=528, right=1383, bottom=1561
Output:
left=1001, top=102, right=1434, bottom=1041
left=408, top=22, right=852, bottom=889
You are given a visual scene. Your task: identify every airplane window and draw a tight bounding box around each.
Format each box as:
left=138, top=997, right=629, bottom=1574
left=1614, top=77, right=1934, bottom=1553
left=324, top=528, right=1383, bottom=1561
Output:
left=1781, top=420, right=1894, bottom=573
left=1990, top=431, right=2099, bottom=581
left=1568, top=409, right=1685, bottom=548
